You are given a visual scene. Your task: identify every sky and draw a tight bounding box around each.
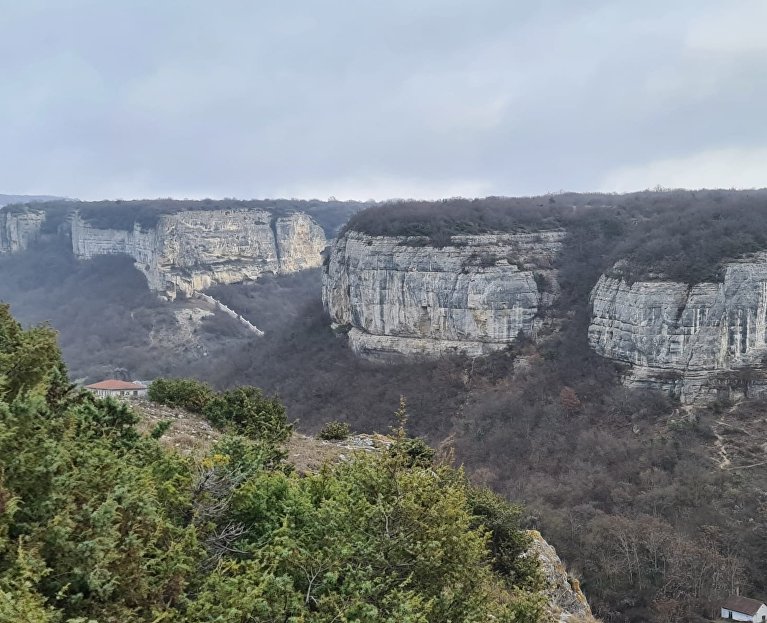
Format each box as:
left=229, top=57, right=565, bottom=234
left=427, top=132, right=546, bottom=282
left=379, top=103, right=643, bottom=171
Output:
left=1, top=0, right=766, bottom=201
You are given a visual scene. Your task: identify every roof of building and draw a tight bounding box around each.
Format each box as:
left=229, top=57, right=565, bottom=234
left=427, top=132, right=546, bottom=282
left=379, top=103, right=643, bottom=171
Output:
left=722, top=596, right=766, bottom=615
left=85, top=379, right=147, bottom=391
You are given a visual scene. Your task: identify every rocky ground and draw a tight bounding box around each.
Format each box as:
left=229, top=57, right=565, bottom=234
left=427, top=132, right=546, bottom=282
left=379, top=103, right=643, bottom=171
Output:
left=148, top=304, right=213, bottom=356
left=132, top=399, right=220, bottom=456
left=286, top=431, right=393, bottom=473
left=526, top=530, right=598, bottom=622
left=708, top=403, right=767, bottom=472
left=131, top=398, right=393, bottom=469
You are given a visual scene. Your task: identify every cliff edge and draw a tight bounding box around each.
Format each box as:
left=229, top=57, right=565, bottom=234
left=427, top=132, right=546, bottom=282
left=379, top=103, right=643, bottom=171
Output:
left=322, top=229, right=564, bottom=359
left=589, top=255, right=767, bottom=402
left=72, top=209, right=327, bottom=299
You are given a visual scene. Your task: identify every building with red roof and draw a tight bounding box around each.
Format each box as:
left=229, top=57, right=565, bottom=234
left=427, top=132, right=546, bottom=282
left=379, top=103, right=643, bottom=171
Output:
left=84, top=379, right=147, bottom=399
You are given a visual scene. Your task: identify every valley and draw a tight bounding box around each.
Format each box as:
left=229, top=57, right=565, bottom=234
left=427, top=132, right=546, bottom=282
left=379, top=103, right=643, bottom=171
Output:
left=2, top=190, right=767, bottom=621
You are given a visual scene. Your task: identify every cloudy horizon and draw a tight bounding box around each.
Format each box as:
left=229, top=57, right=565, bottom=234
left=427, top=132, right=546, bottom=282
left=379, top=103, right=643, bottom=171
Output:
left=2, top=0, right=766, bottom=201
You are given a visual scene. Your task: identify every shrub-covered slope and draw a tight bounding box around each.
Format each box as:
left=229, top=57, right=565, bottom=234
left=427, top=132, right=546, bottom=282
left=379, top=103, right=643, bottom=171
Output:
left=0, top=304, right=550, bottom=622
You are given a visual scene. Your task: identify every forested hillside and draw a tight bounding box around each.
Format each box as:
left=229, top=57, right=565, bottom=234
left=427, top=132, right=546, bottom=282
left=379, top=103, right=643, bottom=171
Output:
left=347, top=189, right=767, bottom=282
left=0, top=240, right=251, bottom=382
left=0, top=304, right=551, bottom=622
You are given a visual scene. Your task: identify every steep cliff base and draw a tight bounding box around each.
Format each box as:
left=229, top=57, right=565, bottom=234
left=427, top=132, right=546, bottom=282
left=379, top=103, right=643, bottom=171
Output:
left=622, top=364, right=767, bottom=404
left=347, top=327, right=511, bottom=360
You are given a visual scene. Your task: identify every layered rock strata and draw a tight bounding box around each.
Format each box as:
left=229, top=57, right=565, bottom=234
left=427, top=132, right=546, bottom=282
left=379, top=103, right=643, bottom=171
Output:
left=0, top=209, right=45, bottom=253
left=589, top=255, right=767, bottom=402
left=72, top=210, right=326, bottom=299
left=322, top=230, right=564, bottom=359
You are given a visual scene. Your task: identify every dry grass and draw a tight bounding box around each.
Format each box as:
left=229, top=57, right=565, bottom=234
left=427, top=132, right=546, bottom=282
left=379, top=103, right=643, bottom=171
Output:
left=131, top=399, right=221, bottom=457
left=131, top=399, right=393, bottom=471
left=286, top=432, right=393, bottom=474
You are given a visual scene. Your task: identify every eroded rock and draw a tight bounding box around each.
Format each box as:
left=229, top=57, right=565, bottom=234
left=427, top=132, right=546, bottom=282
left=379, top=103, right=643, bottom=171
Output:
left=525, top=530, right=596, bottom=622
left=589, top=255, right=767, bottom=402
left=0, top=209, right=46, bottom=253
left=71, top=209, right=327, bottom=299
left=322, top=230, right=564, bottom=359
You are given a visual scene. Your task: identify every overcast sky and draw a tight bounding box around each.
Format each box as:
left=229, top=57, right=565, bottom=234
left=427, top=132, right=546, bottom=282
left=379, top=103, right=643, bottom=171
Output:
left=2, top=0, right=766, bottom=201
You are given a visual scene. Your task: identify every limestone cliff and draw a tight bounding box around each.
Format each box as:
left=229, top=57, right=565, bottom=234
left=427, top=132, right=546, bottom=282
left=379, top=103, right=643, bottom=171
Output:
left=589, top=255, right=767, bottom=402
left=525, top=531, right=597, bottom=622
left=72, top=209, right=326, bottom=299
left=0, top=209, right=46, bottom=253
left=322, top=229, right=564, bottom=359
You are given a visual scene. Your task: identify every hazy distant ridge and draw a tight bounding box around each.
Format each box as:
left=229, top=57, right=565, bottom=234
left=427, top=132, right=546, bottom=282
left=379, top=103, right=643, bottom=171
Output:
left=0, top=193, right=67, bottom=208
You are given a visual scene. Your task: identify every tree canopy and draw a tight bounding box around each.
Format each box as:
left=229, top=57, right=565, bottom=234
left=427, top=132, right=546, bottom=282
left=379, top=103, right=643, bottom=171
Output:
left=345, top=189, right=767, bottom=283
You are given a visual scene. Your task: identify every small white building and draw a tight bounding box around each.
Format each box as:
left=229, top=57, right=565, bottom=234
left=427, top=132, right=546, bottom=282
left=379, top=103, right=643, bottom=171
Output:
left=721, top=596, right=767, bottom=622
left=85, top=379, right=147, bottom=399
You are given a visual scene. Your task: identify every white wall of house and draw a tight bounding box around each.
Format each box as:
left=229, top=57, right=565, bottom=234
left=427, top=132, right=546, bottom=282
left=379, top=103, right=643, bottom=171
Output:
left=721, top=605, right=767, bottom=622
left=720, top=608, right=751, bottom=621
left=94, top=388, right=147, bottom=398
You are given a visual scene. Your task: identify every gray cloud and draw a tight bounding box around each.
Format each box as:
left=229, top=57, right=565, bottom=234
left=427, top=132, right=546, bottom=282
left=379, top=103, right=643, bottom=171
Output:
left=1, top=0, right=765, bottom=200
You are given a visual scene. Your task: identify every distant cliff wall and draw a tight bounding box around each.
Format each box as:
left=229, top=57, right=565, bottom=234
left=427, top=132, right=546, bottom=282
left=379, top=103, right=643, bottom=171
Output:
left=72, top=209, right=327, bottom=299
left=589, top=255, right=767, bottom=402
left=322, top=229, right=564, bottom=359
left=0, top=209, right=46, bottom=253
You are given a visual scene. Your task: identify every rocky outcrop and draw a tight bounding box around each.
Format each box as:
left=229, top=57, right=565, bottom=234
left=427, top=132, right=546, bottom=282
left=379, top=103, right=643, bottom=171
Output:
left=0, top=209, right=45, bottom=253
left=322, top=230, right=564, bottom=359
left=589, top=255, right=767, bottom=402
left=525, top=530, right=596, bottom=622
left=72, top=210, right=326, bottom=299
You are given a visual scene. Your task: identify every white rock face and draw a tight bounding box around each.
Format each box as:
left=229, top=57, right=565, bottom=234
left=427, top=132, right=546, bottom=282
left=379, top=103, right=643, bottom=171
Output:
left=72, top=210, right=326, bottom=298
left=322, top=230, right=564, bottom=359
left=0, top=209, right=46, bottom=253
left=589, top=255, right=767, bottom=402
